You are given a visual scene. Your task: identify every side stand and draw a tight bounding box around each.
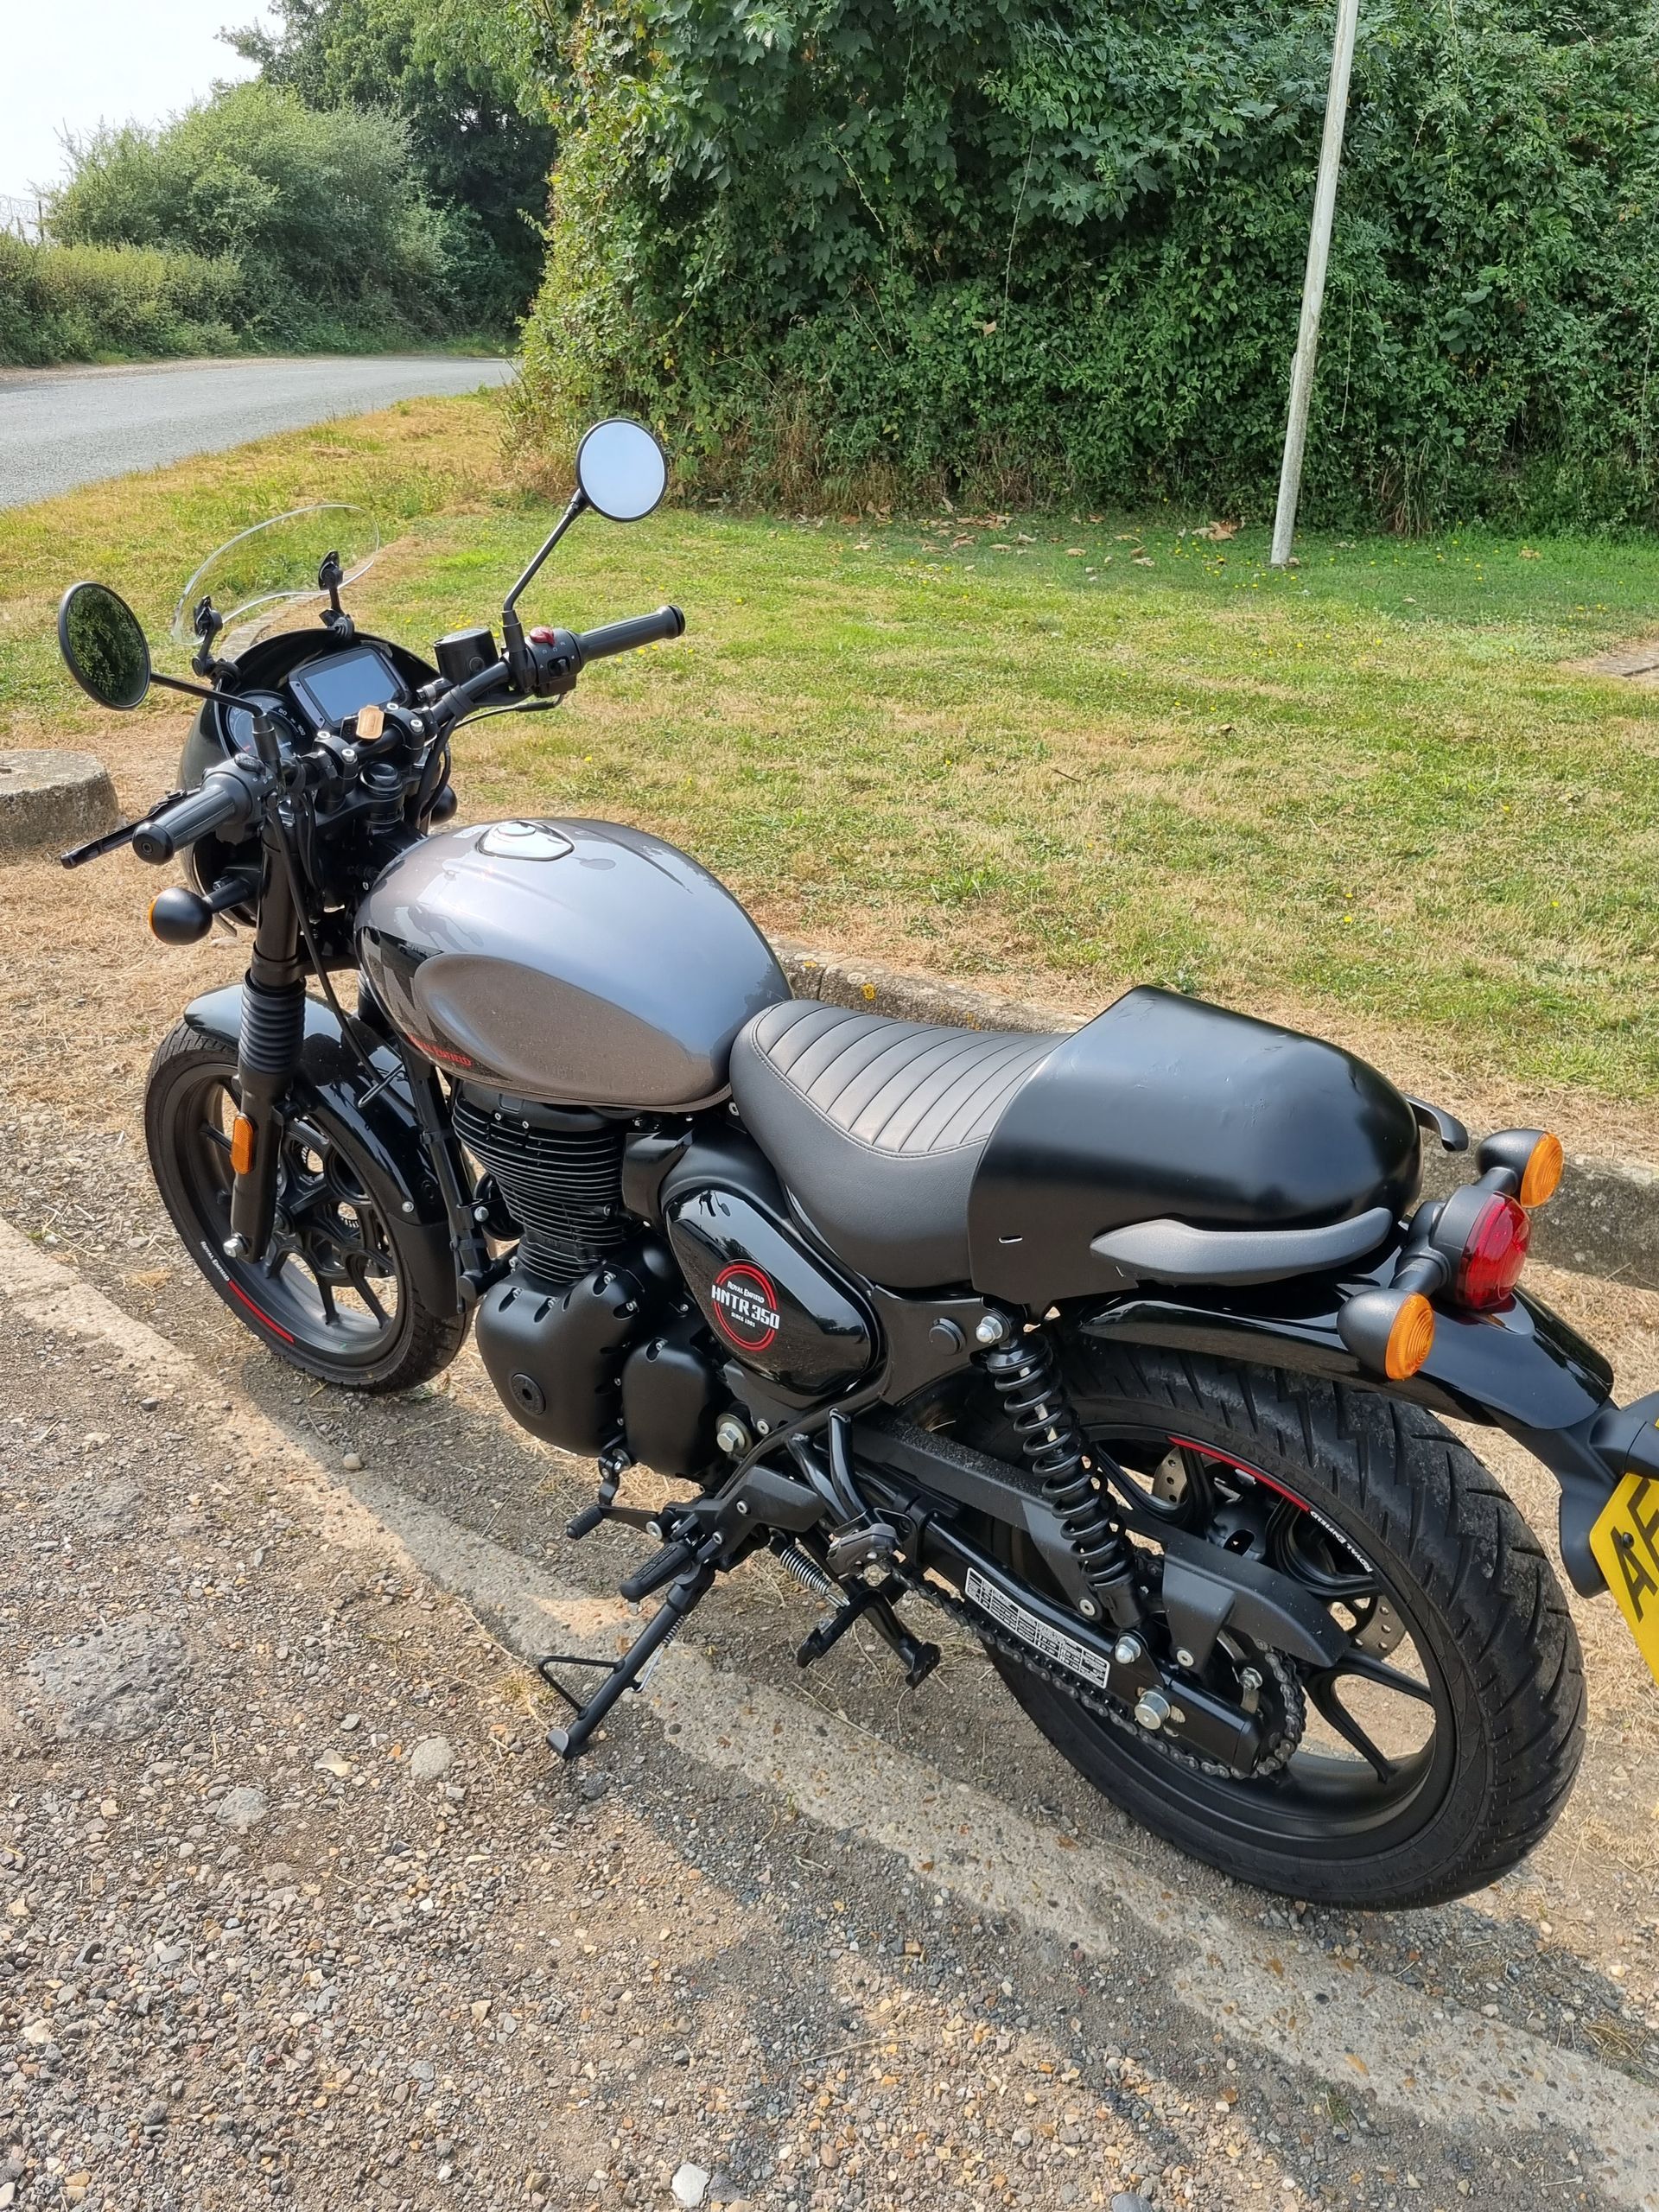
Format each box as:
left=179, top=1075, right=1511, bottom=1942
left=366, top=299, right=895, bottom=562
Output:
left=540, top=1549, right=717, bottom=1758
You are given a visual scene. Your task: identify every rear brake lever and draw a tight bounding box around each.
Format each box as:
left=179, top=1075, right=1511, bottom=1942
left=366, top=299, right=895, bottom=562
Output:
left=61, top=791, right=185, bottom=869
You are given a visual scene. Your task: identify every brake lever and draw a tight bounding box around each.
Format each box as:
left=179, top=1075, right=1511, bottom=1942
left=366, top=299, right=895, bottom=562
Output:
left=60, top=791, right=185, bottom=870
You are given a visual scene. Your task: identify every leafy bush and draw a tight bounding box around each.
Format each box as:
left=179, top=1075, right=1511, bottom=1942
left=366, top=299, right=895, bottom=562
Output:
left=47, top=80, right=464, bottom=346
left=232, top=0, right=559, bottom=327
left=516, top=0, right=1659, bottom=529
left=0, top=232, right=241, bottom=366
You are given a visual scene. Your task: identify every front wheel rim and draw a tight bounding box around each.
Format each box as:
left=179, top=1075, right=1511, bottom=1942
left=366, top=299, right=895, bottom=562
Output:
left=171, top=1067, right=408, bottom=1370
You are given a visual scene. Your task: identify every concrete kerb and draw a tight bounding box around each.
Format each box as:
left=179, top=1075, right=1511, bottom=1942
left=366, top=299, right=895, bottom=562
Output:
left=0, top=748, right=117, bottom=855
left=772, top=938, right=1659, bottom=1293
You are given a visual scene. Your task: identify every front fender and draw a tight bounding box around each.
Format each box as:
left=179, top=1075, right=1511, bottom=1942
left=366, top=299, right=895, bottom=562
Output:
left=181, top=984, right=461, bottom=1324
left=1077, top=1281, right=1618, bottom=1594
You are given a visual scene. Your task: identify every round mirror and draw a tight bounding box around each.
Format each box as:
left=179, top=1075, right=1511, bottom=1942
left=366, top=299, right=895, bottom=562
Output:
left=58, top=582, right=151, bottom=710
left=575, top=418, right=668, bottom=523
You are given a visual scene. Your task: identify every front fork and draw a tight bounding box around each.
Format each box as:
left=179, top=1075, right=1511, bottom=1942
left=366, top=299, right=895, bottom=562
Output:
left=226, top=825, right=306, bottom=1261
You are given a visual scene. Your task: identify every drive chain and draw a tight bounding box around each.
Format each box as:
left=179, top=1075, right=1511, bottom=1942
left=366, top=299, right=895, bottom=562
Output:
left=905, top=1572, right=1306, bottom=1781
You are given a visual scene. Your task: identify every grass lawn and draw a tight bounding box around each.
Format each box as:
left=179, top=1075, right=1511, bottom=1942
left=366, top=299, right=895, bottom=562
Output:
left=3, top=391, right=1658, bottom=1127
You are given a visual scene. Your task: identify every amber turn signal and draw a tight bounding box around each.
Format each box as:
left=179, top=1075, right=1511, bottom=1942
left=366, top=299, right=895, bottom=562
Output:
left=1518, top=1130, right=1563, bottom=1210
left=230, top=1115, right=257, bottom=1175
left=1383, top=1292, right=1436, bottom=1380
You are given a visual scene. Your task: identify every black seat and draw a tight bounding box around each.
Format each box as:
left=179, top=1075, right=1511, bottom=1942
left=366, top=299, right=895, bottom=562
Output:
left=728, top=1001, right=1059, bottom=1287
left=734, top=989, right=1423, bottom=1303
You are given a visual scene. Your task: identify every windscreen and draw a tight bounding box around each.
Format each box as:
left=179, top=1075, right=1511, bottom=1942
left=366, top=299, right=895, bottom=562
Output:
left=171, top=505, right=379, bottom=658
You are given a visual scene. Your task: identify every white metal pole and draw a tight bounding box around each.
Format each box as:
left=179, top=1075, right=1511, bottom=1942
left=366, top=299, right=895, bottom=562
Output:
left=1269, top=0, right=1362, bottom=568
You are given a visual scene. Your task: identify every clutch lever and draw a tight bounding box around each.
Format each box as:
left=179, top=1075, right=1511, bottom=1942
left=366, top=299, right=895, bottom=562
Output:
left=61, top=791, right=184, bottom=869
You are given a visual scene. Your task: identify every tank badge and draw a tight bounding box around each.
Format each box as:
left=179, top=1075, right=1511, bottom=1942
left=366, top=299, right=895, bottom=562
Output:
left=710, top=1262, right=782, bottom=1352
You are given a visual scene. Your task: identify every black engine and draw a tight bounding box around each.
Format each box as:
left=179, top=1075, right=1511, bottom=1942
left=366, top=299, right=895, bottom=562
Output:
left=461, top=1103, right=878, bottom=1479
left=459, top=1090, right=724, bottom=1476
left=452, top=1094, right=632, bottom=1287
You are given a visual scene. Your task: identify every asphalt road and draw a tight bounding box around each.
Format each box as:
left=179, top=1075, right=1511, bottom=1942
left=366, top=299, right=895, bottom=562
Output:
left=0, top=352, right=512, bottom=508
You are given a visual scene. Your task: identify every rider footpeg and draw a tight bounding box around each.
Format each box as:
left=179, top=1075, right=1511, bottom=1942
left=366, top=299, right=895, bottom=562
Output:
left=618, top=1537, right=697, bottom=1604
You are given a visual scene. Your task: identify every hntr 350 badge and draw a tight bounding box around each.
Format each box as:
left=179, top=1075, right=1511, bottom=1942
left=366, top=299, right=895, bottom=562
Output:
left=664, top=1185, right=877, bottom=1395
left=710, top=1262, right=781, bottom=1351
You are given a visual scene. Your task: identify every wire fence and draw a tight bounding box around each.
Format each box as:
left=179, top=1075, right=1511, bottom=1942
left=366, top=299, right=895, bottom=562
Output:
left=0, top=194, right=48, bottom=244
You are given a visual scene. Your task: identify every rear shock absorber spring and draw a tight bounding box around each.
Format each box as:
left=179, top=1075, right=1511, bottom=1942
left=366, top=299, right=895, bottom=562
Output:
left=980, top=1325, right=1139, bottom=1625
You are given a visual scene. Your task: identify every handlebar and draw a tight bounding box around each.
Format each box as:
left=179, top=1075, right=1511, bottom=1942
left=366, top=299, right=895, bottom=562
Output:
left=131, top=762, right=261, bottom=866
left=120, top=604, right=686, bottom=868
left=574, top=606, right=685, bottom=664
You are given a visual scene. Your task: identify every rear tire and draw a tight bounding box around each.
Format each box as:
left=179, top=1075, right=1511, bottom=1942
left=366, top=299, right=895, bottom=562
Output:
left=145, top=1019, right=465, bottom=1394
left=959, top=1339, right=1585, bottom=1910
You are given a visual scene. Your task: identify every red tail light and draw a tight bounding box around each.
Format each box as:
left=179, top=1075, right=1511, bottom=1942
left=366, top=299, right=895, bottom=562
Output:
left=1454, top=1193, right=1530, bottom=1310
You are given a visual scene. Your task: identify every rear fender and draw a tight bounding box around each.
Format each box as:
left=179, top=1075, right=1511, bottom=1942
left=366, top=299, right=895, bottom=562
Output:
left=1076, top=1282, right=1618, bottom=1595
left=181, top=984, right=461, bottom=1322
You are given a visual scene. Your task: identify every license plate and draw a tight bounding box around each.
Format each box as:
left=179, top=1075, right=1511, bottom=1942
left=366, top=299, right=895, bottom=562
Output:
left=1589, top=1472, right=1659, bottom=1685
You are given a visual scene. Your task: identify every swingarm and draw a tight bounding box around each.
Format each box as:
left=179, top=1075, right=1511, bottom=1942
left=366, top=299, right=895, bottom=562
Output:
left=537, top=1401, right=1346, bottom=1774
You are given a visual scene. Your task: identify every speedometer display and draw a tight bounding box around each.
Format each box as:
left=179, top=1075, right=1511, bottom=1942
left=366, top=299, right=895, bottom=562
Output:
left=288, top=645, right=404, bottom=732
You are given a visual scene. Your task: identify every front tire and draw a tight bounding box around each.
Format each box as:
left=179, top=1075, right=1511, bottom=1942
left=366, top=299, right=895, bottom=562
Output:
left=145, top=1018, right=466, bottom=1394
left=958, top=1340, right=1585, bottom=1910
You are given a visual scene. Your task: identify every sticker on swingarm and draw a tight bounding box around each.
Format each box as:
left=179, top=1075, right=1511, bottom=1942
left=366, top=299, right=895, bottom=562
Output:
left=963, top=1567, right=1113, bottom=1692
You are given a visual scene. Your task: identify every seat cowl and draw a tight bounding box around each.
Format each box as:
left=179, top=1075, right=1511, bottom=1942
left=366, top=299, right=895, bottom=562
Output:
left=969, top=988, right=1421, bottom=1305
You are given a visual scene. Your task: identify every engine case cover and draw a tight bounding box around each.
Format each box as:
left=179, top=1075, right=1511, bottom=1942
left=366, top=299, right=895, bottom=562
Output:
left=666, top=1187, right=876, bottom=1395
left=357, top=818, right=787, bottom=1109
left=475, top=1247, right=663, bottom=1456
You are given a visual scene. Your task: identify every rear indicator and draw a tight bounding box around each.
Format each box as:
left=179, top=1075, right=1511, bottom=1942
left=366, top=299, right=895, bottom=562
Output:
left=1519, top=1131, right=1563, bottom=1209
left=1384, top=1293, right=1436, bottom=1378
left=1454, top=1192, right=1530, bottom=1311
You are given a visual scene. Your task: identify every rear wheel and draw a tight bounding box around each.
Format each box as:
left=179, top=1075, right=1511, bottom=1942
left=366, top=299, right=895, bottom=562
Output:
left=145, top=1020, right=465, bottom=1393
left=956, top=1339, right=1584, bottom=1909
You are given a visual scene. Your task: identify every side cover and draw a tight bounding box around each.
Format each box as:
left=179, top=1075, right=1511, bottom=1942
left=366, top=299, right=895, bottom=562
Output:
left=969, top=988, right=1421, bottom=1304
left=666, top=1186, right=877, bottom=1395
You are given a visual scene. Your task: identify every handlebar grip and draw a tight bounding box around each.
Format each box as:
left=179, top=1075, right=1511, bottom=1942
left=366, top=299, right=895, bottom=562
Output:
left=573, top=606, right=685, bottom=666
left=131, top=767, right=257, bottom=866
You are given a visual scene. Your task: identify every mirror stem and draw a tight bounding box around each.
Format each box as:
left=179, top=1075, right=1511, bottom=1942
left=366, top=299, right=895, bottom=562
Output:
left=503, top=490, right=588, bottom=623
left=152, top=671, right=221, bottom=703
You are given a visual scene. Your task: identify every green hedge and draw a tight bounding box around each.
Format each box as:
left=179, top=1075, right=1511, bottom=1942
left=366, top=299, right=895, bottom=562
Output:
left=0, top=233, right=241, bottom=365
left=516, top=0, right=1659, bottom=529
left=44, top=80, right=467, bottom=351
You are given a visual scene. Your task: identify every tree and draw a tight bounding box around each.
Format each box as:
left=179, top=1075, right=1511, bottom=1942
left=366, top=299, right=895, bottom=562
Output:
left=48, top=81, right=461, bottom=341
left=229, top=0, right=559, bottom=321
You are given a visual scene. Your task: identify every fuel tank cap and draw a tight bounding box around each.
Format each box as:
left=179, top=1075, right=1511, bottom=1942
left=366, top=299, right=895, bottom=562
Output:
left=478, top=819, right=574, bottom=861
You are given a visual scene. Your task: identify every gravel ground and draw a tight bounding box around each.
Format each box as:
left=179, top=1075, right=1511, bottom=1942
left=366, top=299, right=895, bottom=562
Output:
left=2, top=1211, right=1658, bottom=2212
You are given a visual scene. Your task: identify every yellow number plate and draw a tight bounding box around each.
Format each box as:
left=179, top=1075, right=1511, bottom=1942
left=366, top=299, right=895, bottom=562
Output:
left=1590, top=1472, right=1659, bottom=1686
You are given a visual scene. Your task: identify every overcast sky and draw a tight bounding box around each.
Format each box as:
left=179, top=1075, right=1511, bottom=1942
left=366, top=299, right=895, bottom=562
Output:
left=3, top=0, right=272, bottom=207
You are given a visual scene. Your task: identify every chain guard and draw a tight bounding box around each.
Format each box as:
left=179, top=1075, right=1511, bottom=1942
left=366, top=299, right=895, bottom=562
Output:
left=910, top=1572, right=1306, bottom=1781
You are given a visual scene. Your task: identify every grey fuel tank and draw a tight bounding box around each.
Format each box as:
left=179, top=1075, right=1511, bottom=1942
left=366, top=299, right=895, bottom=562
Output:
left=358, top=818, right=787, bottom=1109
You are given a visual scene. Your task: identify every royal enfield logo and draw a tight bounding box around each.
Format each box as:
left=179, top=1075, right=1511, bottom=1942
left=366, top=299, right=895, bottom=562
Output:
left=710, top=1262, right=782, bottom=1351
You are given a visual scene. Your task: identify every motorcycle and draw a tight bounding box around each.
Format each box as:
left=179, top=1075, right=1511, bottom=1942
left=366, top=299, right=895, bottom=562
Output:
left=54, top=417, right=1659, bottom=1910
